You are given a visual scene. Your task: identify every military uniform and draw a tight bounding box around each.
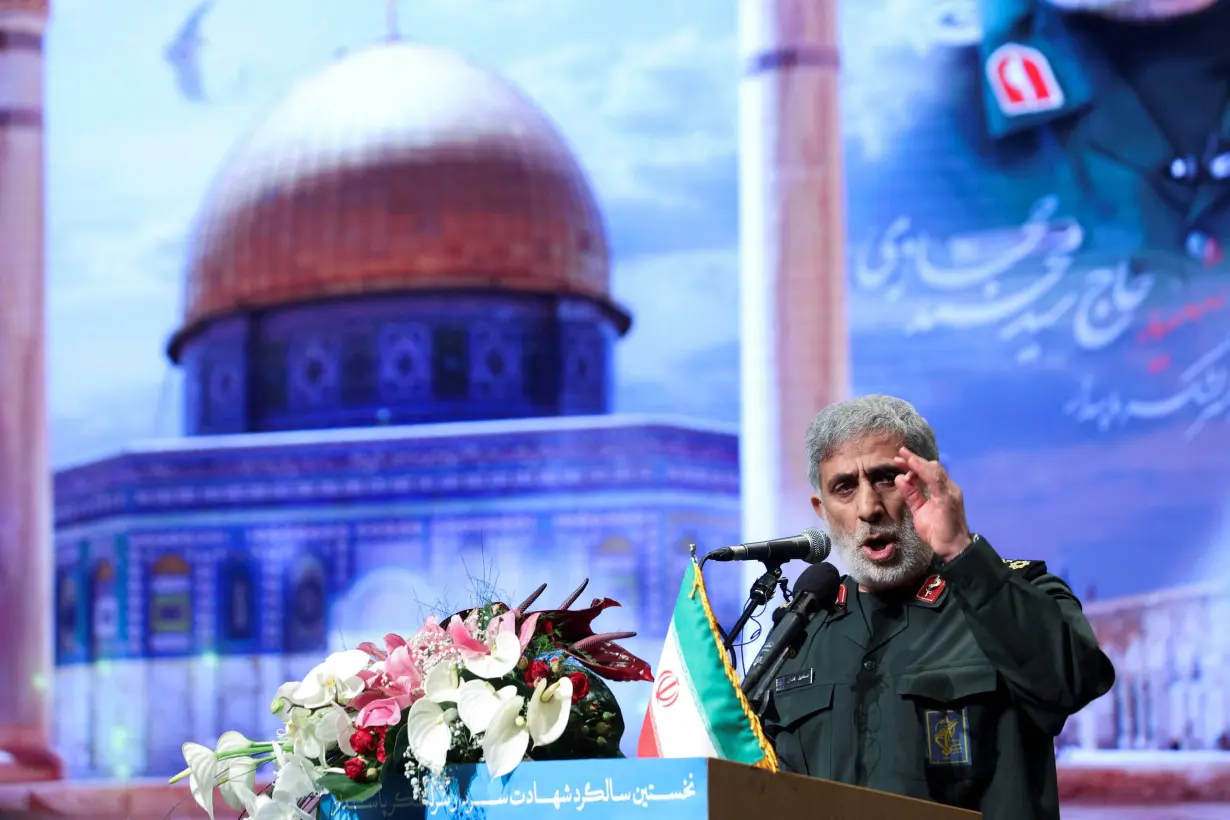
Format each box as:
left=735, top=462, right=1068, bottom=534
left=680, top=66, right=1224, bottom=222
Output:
left=761, top=536, right=1115, bottom=820
left=850, top=0, right=1230, bottom=279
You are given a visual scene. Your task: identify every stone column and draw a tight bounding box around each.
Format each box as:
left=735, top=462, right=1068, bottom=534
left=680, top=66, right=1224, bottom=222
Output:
left=737, top=0, right=849, bottom=555
left=0, top=0, right=59, bottom=783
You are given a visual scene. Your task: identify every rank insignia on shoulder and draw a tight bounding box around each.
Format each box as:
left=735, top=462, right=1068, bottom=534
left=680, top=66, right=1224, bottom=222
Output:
left=925, top=707, right=972, bottom=766
left=1003, top=559, right=1037, bottom=571
left=985, top=43, right=1065, bottom=117
left=915, top=573, right=946, bottom=604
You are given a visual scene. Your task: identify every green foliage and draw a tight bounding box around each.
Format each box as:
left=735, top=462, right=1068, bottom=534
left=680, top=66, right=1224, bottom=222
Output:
left=379, top=724, right=408, bottom=784
left=317, top=772, right=382, bottom=803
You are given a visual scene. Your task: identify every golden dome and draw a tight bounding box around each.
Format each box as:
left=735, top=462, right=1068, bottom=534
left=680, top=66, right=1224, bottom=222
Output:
left=170, top=43, right=624, bottom=360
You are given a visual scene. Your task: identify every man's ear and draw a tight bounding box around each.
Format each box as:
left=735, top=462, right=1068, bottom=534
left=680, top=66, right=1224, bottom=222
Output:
left=810, top=493, right=825, bottom=520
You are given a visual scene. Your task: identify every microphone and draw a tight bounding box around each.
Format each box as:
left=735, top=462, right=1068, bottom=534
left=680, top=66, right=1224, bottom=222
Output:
left=705, top=528, right=831, bottom=565
left=740, top=562, right=842, bottom=701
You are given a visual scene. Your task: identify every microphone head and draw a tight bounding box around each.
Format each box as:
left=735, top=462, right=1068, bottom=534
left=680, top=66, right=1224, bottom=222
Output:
left=794, top=561, right=842, bottom=609
left=802, top=527, right=832, bottom=563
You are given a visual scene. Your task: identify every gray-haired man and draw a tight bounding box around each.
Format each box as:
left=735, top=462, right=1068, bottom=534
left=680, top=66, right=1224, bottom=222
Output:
left=762, top=394, right=1116, bottom=819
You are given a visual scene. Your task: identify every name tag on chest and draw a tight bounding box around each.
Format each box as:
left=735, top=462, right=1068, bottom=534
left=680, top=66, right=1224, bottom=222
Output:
left=774, top=669, right=814, bottom=693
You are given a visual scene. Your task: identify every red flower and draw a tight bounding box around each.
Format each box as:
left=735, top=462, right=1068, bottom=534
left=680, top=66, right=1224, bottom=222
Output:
left=524, top=660, right=551, bottom=685
left=375, top=726, right=388, bottom=763
left=344, top=757, right=368, bottom=782
left=567, top=672, right=590, bottom=702
left=349, top=728, right=378, bottom=757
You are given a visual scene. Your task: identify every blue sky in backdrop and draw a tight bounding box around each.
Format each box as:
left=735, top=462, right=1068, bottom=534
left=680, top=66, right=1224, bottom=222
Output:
left=45, top=0, right=741, bottom=468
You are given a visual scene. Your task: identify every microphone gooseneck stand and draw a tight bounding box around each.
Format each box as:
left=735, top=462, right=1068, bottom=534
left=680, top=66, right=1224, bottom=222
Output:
left=721, top=560, right=792, bottom=664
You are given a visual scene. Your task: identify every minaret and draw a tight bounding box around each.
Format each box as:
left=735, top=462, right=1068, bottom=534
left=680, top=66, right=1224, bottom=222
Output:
left=0, top=0, right=59, bottom=783
left=737, top=0, right=849, bottom=547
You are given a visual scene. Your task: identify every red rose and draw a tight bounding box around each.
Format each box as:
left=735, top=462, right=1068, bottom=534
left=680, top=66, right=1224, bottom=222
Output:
left=350, top=728, right=378, bottom=756
left=344, top=757, right=368, bottom=782
left=524, top=660, right=551, bottom=685
left=376, top=741, right=387, bottom=764
left=567, top=672, right=590, bottom=702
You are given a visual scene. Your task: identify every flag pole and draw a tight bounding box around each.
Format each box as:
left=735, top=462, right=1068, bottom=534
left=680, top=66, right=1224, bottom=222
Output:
left=386, top=0, right=399, bottom=40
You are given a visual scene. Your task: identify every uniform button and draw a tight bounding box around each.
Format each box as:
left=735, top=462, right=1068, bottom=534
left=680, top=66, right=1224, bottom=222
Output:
left=862, top=659, right=876, bottom=671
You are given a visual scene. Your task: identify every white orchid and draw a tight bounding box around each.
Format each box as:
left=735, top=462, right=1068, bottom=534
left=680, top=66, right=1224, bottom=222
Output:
left=269, top=681, right=300, bottom=724
left=182, top=731, right=265, bottom=820
left=286, top=703, right=354, bottom=762
left=404, top=696, right=459, bottom=773
left=292, top=649, right=370, bottom=708
left=480, top=675, right=574, bottom=779
left=423, top=661, right=463, bottom=703
left=456, top=678, right=518, bottom=735
left=271, top=742, right=319, bottom=802
left=228, top=780, right=314, bottom=820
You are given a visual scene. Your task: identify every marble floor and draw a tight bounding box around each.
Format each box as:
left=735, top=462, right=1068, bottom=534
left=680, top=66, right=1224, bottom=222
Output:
left=1063, top=806, right=1230, bottom=819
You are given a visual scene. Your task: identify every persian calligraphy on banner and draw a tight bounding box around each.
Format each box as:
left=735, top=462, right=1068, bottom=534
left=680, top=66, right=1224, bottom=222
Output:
left=852, top=197, right=1230, bottom=439
left=319, top=757, right=707, bottom=819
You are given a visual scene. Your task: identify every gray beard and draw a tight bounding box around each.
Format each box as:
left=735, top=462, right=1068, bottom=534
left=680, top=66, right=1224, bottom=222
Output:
left=831, top=513, right=935, bottom=592
left=1044, top=0, right=1218, bottom=20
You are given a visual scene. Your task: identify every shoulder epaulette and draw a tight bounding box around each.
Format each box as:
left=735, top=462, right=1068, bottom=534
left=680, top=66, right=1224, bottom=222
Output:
left=1002, top=558, right=1049, bottom=579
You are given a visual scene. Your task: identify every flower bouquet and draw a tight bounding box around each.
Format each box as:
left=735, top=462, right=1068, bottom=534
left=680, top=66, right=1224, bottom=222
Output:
left=172, top=580, right=654, bottom=820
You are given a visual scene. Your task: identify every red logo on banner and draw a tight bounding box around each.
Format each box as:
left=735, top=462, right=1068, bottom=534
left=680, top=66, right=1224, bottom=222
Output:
left=986, top=43, right=1064, bottom=116
left=655, top=671, right=680, bottom=708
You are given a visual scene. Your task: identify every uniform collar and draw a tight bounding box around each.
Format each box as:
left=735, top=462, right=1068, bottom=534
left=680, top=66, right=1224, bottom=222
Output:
left=828, top=566, right=950, bottom=618
left=979, top=0, right=1095, bottom=139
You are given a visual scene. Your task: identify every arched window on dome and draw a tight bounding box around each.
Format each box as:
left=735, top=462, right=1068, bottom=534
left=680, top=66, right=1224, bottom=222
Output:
left=55, top=565, right=83, bottom=663
left=431, top=325, right=470, bottom=401
left=90, top=560, right=120, bottom=661
left=284, top=554, right=328, bottom=654
left=218, top=553, right=258, bottom=653
left=148, top=554, right=194, bottom=657
left=592, top=536, right=641, bottom=624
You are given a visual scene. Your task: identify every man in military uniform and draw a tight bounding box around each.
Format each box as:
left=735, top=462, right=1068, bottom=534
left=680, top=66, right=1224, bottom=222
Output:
left=761, top=395, right=1116, bottom=819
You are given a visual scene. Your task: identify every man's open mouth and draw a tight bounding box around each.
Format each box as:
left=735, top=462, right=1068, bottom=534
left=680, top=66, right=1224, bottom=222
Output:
left=861, top=534, right=897, bottom=562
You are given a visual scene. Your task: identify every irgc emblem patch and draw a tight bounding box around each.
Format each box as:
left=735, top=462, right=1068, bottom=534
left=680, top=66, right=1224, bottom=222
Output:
left=924, top=707, right=972, bottom=766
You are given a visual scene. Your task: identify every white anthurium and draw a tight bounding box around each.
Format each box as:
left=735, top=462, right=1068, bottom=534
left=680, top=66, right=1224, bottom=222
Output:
left=456, top=679, right=519, bottom=735
left=481, top=696, right=531, bottom=779
left=405, top=697, right=458, bottom=773
left=270, top=681, right=301, bottom=724
left=292, top=649, right=370, bottom=709
left=527, top=675, right=573, bottom=747
left=424, top=661, right=463, bottom=704
left=215, top=731, right=258, bottom=811
left=462, top=628, right=522, bottom=680
left=182, top=742, right=222, bottom=820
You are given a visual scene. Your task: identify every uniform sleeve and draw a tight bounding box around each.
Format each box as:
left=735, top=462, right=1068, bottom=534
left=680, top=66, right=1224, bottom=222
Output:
left=938, top=534, right=1116, bottom=736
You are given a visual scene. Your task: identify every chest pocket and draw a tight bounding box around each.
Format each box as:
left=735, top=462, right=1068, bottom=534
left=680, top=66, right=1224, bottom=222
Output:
left=893, top=663, right=1001, bottom=793
left=769, top=682, right=835, bottom=780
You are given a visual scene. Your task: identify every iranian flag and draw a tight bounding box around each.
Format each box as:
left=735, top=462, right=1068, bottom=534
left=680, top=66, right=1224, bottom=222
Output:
left=636, top=556, right=778, bottom=770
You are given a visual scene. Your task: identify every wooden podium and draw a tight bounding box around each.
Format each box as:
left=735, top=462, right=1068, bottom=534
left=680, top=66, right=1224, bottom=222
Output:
left=322, top=757, right=980, bottom=819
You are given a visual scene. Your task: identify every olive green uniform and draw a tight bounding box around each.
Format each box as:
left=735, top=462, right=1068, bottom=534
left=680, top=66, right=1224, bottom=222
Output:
left=850, top=0, right=1230, bottom=279
left=762, top=536, right=1116, bottom=819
